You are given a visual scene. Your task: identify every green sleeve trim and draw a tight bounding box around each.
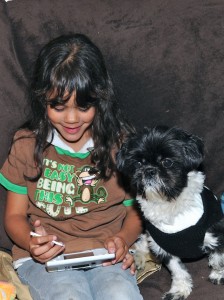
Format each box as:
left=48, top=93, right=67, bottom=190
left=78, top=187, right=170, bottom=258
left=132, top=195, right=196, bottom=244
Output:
left=0, top=174, right=27, bottom=194
left=123, top=199, right=135, bottom=206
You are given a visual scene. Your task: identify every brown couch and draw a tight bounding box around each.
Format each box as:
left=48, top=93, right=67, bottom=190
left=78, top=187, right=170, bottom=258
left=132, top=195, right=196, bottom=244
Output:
left=0, top=1, right=224, bottom=299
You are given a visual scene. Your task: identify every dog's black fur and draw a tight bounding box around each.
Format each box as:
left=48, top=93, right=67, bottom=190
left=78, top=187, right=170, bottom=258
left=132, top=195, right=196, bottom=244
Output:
left=117, top=126, right=224, bottom=300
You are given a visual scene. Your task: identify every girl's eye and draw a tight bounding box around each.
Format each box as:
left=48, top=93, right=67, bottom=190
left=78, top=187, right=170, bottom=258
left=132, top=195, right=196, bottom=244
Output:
left=161, top=158, right=173, bottom=168
left=53, top=106, right=65, bottom=112
left=78, top=106, right=91, bottom=112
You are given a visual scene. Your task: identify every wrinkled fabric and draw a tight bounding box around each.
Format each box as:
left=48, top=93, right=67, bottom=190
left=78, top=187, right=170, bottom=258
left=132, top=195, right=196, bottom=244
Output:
left=0, top=251, right=32, bottom=300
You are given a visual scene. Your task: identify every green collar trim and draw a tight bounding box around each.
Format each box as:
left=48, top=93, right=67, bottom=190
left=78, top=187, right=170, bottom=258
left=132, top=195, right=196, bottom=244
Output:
left=0, top=174, right=27, bottom=194
left=54, top=146, right=91, bottom=159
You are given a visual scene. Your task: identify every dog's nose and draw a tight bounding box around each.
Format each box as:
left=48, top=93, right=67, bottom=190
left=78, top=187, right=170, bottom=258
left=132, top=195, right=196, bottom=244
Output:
left=145, top=168, right=156, bottom=177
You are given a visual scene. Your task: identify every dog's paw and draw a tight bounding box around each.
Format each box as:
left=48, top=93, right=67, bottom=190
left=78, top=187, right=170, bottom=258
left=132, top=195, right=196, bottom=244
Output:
left=162, top=292, right=186, bottom=300
left=134, top=250, right=146, bottom=271
left=162, top=279, right=192, bottom=300
left=134, top=233, right=150, bottom=270
left=209, top=269, right=224, bottom=285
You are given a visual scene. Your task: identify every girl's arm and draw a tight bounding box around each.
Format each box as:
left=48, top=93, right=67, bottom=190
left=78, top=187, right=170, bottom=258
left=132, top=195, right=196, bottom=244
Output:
left=104, top=205, right=142, bottom=272
left=4, top=191, right=32, bottom=251
left=4, top=191, right=64, bottom=262
left=116, top=205, right=143, bottom=247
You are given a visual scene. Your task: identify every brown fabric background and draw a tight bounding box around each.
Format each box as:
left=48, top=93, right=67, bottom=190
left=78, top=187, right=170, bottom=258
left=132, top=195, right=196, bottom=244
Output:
left=0, top=0, right=224, bottom=298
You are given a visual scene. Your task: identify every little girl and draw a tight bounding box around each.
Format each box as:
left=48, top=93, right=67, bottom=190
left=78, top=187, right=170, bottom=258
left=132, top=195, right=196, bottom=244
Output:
left=0, top=34, right=143, bottom=299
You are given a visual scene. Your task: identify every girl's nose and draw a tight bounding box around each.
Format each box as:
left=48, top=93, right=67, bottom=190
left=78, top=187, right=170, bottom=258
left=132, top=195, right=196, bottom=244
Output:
left=64, top=108, right=79, bottom=123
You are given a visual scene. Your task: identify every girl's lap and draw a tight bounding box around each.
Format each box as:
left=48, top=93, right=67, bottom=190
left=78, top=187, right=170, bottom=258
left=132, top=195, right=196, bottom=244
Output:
left=17, top=260, right=143, bottom=300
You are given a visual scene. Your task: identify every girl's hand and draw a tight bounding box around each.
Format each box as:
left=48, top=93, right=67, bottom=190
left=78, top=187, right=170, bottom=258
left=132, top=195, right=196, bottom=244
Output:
left=104, top=236, right=128, bottom=264
left=103, top=236, right=136, bottom=274
left=122, top=251, right=136, bottom=275
left=29, top=220, right=65, bottom=263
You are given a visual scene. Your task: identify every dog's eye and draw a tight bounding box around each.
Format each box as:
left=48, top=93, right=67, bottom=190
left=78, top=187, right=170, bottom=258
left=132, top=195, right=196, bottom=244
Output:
left=161, top=158, right=173, bottom=168
left=137, top=158, right=146, bottom=167
left=136, top=161, right=142, bottom=167
left=136, top=158, right=146, bottom=167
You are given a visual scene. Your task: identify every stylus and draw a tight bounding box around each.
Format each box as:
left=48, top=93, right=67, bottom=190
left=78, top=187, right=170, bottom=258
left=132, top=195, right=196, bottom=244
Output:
left=30, top=231, right=64, bottom=247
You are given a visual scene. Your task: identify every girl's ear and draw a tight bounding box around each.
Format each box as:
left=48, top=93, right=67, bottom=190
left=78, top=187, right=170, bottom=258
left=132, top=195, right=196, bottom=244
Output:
left=183, top=134, right=204, bottom=170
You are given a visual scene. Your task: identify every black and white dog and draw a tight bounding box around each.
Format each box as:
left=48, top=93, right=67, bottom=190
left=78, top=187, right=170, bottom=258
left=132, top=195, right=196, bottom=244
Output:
left=117, top=126, right=224, bottom=300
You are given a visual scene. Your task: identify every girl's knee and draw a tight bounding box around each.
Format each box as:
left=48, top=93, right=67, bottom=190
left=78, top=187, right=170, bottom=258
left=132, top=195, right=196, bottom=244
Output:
left=95, top=275, right=142, bottom=300
left=30, top=283, right=92, bottom=300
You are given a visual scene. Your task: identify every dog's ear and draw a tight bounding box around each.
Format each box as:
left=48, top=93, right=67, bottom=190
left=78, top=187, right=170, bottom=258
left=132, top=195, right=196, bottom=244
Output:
left=183, top=134, right=204, bottom=170
left=116, top=137, right=139, bottom=176
left=116, top=142, right=129, bottom=173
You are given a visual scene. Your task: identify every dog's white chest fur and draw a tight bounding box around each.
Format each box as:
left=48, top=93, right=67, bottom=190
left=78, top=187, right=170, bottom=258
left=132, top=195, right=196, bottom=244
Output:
left=137, top=171, right=205, bottom=233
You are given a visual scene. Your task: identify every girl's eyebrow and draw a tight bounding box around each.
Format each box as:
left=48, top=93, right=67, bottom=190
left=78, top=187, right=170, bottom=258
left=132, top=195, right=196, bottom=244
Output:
left=61, top=94, right=71, bottom=101
left=47, top=88, right=72, bottom=100
left=47, top=95, right=69, bottom=103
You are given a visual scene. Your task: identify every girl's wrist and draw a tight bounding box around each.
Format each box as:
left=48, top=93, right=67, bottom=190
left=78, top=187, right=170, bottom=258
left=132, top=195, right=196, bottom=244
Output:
left=114, top=233, right=133, bottom=248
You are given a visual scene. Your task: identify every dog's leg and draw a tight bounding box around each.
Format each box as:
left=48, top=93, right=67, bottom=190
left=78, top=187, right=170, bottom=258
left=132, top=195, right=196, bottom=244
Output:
left=149, top=239, right=192, bottom=299
left=162, top=255, right=193, bottom=300
left=203, top=222, right=224, bottom=284
left=134, top=234, right=150, bottom=270
left=208, top=251, right=224, bottom=284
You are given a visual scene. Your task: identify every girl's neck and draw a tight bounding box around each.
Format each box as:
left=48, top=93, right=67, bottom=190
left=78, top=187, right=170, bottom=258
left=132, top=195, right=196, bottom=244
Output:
left=48, top=129, right=94, bottom=153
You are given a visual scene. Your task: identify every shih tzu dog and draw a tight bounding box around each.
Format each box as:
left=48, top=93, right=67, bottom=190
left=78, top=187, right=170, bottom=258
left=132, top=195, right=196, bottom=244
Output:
left=116, top=126, right=224, bottom=300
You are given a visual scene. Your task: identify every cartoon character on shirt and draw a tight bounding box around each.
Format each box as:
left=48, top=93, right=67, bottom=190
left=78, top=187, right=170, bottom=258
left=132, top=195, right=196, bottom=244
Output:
left=66, top=166, right=107, bottom=206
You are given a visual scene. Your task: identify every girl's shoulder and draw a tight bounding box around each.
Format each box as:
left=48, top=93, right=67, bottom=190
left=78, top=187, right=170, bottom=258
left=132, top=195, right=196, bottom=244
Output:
left=12, top=129, right=36, bottom=150
left=14, top=129, right=36, bottom=140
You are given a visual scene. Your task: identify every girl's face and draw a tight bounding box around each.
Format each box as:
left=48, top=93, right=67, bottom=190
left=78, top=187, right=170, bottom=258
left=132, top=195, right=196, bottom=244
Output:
left=47, top=91, right=96, bottom=151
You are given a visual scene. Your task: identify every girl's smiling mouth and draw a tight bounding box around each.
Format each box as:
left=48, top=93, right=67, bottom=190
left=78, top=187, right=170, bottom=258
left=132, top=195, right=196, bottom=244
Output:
left=63, top=126, right=82, bottom=134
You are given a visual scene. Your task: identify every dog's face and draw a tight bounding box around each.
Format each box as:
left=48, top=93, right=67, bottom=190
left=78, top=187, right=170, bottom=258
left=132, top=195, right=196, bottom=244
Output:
left=116, top=126, right=204, bottom=200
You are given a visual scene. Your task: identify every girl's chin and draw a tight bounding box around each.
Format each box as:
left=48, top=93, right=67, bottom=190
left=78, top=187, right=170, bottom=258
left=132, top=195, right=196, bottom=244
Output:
left=62, top=136, right=81, bottom=144
left=59, top=134, right=84, bottom=148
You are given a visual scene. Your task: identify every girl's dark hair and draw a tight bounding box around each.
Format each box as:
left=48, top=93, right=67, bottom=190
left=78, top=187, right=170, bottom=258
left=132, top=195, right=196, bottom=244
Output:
left=22, top=33, right=134, bottom=180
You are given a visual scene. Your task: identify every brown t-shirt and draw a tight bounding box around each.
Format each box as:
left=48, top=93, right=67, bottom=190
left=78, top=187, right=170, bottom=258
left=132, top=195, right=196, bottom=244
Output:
left=0, top=130, right=134, bottom=260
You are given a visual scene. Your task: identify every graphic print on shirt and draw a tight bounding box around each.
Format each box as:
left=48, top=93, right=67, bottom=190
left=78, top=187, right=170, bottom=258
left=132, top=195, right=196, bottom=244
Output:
left=66, top=166, right=107, bottom=206
left=34, top=159, right=108, bottom=218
